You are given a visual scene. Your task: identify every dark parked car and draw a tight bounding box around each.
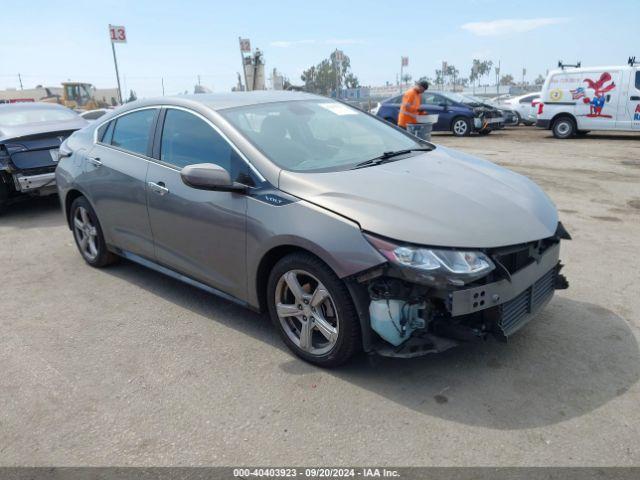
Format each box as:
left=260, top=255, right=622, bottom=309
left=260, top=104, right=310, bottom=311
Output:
left=56, top=92, right=568, bottom=367
left=376, top=91, right=505, bottom=136
left=0, top=102, right=87, bottom=210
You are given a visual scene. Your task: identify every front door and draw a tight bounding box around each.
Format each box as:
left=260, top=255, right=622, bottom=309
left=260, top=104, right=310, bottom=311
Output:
left=576, top=69, right=621, bottom=131
left=146, top=108, right=250, bottom=300
left=421, top=93, right=447, bottom=130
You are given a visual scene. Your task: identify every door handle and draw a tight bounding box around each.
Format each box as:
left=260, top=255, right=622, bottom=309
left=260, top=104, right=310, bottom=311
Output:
left=148, top=181, right=169, bottom=196
left=631, top=96, right=640, bottom=101
left=87, top=156, right=102, bottom=167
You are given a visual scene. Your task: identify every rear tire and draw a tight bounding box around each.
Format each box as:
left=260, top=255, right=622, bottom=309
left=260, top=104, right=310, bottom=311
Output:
left=70, top=196, right=118, bottom=268
left=514, top=112, right=522, bottom=125
left=552, top=116, right=576, bottom=139
left=451, top=117, right=471, bottom=137
left=267, top=252, right=360, bottom=367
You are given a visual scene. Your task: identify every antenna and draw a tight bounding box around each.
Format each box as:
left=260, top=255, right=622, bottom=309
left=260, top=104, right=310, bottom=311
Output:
left=558, top=60, right=581, bottom=69
left=629, top=56, right=639, bottom=66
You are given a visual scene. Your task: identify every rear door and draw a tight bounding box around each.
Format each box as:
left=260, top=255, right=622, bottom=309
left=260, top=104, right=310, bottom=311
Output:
left=145, top=107, right=251, bottom=300
left=620, top=69, right=640, bottom=130
left=83, top=107, right=158, bottom=260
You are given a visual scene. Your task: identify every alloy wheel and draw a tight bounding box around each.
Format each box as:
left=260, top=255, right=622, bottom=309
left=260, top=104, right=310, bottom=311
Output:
left=453, top=119, right=468, bottom=135
left=73, top=206, right=99, bottom=261
left=274, top=269, right=339, bottom=356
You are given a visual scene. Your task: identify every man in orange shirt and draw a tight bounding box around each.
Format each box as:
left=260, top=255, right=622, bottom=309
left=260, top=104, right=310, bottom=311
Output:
left=398, top=80, right=429, bottom=129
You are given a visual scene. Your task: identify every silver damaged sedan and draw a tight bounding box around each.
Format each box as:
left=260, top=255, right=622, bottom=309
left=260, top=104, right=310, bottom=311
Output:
left=56, top=91, right=570, bottom=367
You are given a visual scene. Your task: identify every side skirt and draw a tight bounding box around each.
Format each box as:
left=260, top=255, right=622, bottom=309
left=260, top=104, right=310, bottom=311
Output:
left=116, top=249, right=252, bottom=310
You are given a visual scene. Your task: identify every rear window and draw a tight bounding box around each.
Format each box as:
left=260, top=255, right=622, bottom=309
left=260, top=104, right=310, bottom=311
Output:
left=0, top=106, right=78, bottom=127
left=519, top=95, right=538, bottom=103
left=82, top=110, right=106, bottom=120
left=108, top=109, right=157, bottom=156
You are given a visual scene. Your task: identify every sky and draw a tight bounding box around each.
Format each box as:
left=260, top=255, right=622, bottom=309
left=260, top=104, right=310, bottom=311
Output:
left=1, top=0, right=639, bottom=98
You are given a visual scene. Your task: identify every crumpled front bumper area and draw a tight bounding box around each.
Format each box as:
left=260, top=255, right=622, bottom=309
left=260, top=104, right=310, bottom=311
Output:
left=360, top=237, right=569, bottom=358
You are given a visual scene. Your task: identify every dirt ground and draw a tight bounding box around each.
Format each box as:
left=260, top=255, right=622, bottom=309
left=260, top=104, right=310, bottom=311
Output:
left=1, top=126, right=639, bottom=466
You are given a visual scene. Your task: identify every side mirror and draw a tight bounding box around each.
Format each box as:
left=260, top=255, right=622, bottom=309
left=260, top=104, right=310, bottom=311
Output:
left=180, top=163, right=247, bottom=192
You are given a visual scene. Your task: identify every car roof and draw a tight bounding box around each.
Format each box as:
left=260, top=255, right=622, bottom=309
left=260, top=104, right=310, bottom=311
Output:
left=548, top=65, right=632, bottom=76
left=125, top=91, right=325, bottom=112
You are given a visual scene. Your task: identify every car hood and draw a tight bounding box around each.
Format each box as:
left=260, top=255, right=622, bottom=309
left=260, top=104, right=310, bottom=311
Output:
left=278, top=146, right=558, bottom=248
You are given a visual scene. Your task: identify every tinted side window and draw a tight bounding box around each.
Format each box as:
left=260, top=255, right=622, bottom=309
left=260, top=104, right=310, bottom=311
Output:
left=519, top=95, right=538, bottom=104
left=636, top=71, right=640, bottom=90
left=84, top=110, right=105, bottom=120
left=160, top=109, right=244, bottom=180
left=99, top=120, right=115, bottom=143
left=110, top=109, right=157, bottom=155
left=422, top=93, right=441, bottom=105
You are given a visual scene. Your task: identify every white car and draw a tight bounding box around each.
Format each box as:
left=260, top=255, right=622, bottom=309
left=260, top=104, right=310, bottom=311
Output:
left=498, top=92, right=540, bottom=125
left=537, top=59, right=640, bottom=138
left=79, top=108, right=109, bottom=122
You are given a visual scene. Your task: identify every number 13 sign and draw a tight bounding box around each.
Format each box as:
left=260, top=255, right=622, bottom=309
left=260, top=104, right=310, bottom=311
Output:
left=109, top=25, right=127, bottom=43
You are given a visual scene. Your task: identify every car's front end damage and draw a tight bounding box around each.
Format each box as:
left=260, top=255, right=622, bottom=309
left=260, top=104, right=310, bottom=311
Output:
left=347, top=224, right=570, bottom=358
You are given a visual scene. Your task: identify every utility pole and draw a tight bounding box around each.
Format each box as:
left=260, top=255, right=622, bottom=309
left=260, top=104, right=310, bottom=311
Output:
left=18, top=73, right=23, bottom=90
left=161, top=77, right=165, bottom=96
left=495, top=60, right=501, bottom=95
left=197, top=75, right=201, bottom=86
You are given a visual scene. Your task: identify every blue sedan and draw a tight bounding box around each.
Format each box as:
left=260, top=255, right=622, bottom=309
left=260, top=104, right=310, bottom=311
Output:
left=375, top=91, right=505, bottom=136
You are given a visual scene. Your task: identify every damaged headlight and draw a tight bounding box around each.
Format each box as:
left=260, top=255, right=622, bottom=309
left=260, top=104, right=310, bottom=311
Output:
left=364, top=233, right=495, bottom=286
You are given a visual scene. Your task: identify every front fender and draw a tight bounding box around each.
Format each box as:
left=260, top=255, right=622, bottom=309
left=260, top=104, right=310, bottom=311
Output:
left=245, top=197, right=386, bottom=309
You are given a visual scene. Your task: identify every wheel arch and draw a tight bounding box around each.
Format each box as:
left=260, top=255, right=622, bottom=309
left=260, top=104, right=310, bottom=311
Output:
left=254, top=244, right=336, bottom=313
left=254, top=243, right=377, bottom=354
left=550, top=112, right=577, bottom=129
left=64, top=189, right=85, bottom=229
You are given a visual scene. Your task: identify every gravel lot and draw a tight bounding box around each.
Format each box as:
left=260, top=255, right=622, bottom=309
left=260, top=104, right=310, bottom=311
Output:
left=1, top=126, right=639, bottom=466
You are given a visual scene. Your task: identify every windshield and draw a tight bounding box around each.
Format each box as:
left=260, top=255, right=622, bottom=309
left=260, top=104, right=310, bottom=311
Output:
left=220, top=100, right=425, bottom=172
left=463, top=94, right=492, bottom=106
left=0, top=106, right=79, bottom=127
left=439, top=92, right=469, bottom=104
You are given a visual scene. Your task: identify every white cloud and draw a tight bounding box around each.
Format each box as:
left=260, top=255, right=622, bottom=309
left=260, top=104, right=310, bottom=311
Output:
left=270, top=40, right=315, bottom=48
left=461, top=17, right=570, bottom=36
left=270, top=38, right=365, bottom=48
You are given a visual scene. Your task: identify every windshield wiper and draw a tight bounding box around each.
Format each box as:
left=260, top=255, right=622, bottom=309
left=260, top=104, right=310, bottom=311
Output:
left=354, top=148, right=431, bottom=169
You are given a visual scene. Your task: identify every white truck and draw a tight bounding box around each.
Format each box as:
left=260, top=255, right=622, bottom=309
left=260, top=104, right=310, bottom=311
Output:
left=536, top=58, right=640, bottom=138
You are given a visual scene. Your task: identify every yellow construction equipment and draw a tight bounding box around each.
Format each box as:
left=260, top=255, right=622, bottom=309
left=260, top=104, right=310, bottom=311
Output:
left=41, top=82, right=110, bottom=110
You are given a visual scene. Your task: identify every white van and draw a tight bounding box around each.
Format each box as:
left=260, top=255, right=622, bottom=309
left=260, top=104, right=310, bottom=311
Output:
left=537, top=60, right=640, bottom=138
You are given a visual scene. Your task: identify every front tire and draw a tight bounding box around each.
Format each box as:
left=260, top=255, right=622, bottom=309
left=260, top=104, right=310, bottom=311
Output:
left=267, top=253, right=360, bottom=367
left=70, top=196, right=117, bottom=267
left=451, top=117, right=471, bottom=137
left=478, top=129, right=492, bottom=136
left=552, top=116, right=576, bottom=139
left=0, top=179, right=8, bottom=213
